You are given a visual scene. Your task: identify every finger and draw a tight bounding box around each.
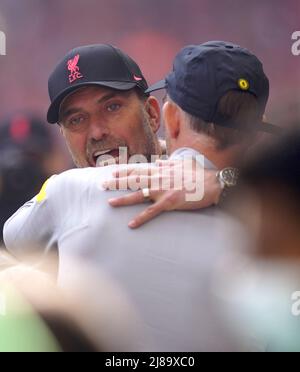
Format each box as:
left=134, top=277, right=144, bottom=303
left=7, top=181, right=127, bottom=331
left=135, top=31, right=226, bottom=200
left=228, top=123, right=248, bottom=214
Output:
left=155, top=159, right=178, bottom=167
left=108, top=191, right=147, bottom=207
left=128, top=199, right=167, bottom=229
left=112, top=168, right=131, bottom=178
left=112, top=166, right=159, bottom=178
left=103, top=176, right=138, bottom=190
left=104, top=175, right=163, bottom=191
left=102, top=177, right=128, bottom=190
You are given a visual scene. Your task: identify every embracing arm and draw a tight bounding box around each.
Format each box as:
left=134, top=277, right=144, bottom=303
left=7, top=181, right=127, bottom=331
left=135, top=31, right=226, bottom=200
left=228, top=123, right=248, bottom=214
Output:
left=3, top=177, right=58, bottom=258
left=103, top=159, right=224, bottom=228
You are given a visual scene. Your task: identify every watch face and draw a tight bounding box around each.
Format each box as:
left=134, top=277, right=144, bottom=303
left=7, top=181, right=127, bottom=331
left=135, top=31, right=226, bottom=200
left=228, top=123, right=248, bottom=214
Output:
left=221, top=168, right=239, bottom=187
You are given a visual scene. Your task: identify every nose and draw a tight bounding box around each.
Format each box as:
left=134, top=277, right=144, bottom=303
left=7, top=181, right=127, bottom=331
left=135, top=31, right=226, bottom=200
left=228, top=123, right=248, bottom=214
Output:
left=88, top=118, right=109, bottom=141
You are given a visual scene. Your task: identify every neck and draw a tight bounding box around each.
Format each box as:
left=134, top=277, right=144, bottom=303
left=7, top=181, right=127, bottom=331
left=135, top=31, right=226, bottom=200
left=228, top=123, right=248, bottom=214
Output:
left=171, top=134, right=244, bottom=169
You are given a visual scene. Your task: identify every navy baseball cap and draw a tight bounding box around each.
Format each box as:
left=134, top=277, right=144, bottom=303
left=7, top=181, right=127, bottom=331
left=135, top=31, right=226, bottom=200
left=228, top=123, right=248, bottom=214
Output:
left=146, top=41, right=281, bottom=134
left=47, top=44, right=148, bottom=124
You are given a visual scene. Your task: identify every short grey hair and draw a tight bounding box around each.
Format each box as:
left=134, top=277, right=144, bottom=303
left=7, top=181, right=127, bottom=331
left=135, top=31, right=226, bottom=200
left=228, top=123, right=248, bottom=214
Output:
left=166, top=91, right=261, bottom=150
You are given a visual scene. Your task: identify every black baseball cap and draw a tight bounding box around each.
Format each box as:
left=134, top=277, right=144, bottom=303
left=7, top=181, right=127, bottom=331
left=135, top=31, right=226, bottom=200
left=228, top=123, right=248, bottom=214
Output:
left=146, top=41, right=281, bottom=134
left=47, top=44, right=148, bottom=124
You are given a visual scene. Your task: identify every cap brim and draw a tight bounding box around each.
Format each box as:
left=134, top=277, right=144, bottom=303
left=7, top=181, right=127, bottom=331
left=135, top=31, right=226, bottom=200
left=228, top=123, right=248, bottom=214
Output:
left=145, top=80, right=167, bottom=94
left=47, top=81, right=137, bottom=124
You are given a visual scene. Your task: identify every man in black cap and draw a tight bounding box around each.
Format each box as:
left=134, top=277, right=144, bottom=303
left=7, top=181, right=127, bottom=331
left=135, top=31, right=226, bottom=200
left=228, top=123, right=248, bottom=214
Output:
left=47, top=44, right=162, bottom=168
left=2, top=43, right=223, bottom=253
left=4, top=41, right=277, bottom=351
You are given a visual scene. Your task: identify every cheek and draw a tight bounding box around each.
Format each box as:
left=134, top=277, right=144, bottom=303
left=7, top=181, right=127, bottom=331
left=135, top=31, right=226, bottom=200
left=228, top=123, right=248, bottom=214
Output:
left=126, top=125, right=148, bottom=152
left=65, top=133, right=86, bottom=157
left=111, top=115, right=141, bottom=142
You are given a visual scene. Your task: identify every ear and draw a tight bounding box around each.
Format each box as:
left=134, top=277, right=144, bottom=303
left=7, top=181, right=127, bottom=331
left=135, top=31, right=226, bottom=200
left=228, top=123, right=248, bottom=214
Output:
left=144, top=96, right=161, bottom=133
left=162, top=101, right=180, bottom=140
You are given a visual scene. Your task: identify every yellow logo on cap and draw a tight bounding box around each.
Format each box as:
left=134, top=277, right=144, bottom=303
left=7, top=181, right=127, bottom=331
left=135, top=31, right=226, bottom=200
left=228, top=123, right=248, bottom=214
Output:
left=238, top=79, right=250, bottom=91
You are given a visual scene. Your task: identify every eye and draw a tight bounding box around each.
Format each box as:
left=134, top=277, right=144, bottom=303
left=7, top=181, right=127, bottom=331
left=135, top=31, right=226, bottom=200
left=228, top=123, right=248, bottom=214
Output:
left=106, top=103, right=121, bottom=112
left=67, top=115, right=86, bottom=127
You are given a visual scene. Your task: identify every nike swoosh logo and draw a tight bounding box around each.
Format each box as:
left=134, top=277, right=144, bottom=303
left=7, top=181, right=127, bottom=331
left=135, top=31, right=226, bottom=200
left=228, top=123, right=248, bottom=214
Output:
left=133, top=75, right=143, bottom=81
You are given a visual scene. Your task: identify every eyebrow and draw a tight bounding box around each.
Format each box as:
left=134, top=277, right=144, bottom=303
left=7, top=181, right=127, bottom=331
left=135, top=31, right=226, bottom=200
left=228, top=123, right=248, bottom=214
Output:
left=59, top=92, right=127, bottom=122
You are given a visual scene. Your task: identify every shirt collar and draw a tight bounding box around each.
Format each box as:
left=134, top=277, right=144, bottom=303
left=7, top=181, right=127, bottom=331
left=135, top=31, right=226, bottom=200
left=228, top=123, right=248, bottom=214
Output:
left=169, top=147, right=217, bottom=170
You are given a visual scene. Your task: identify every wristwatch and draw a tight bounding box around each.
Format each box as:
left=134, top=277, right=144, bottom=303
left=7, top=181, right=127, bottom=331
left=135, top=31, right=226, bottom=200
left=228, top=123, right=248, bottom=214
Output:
left=216, top=167, right=239, bottom=204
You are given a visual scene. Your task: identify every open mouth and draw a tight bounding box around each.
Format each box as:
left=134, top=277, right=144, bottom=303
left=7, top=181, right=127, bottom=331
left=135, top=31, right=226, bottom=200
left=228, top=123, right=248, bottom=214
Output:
left=93, top=149, right=121, bottom=167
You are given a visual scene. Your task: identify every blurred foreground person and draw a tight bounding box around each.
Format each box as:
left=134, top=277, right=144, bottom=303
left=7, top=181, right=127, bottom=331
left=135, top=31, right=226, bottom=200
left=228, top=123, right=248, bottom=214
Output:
left=0, top=254, right=143, bottom=352
left=212, top=130, right=300, bottom=352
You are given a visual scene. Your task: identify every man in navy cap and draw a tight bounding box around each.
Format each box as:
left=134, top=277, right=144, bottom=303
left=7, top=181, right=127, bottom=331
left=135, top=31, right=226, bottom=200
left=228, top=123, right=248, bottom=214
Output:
left=105, top=41, right=280, bottom=227
left=4, top=41, right=277, bottom=351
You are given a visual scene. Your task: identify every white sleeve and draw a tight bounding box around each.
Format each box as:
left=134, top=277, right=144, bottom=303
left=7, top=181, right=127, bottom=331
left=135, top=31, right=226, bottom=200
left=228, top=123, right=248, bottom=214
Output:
left=3, top=175, right=59, bottom=259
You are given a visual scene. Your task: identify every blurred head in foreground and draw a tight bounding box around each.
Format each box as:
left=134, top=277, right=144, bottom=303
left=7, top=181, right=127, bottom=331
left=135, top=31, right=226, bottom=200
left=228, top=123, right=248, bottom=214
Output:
left=212, top=129, right=300, bottom=352
left=235, top=129, right=300, bottom=262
